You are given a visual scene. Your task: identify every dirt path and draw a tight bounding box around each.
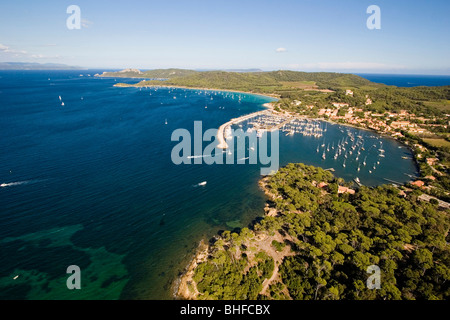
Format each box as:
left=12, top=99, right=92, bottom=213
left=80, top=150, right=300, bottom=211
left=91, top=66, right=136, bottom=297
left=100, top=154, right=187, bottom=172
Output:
left=244, top=231, right=296, bottom=297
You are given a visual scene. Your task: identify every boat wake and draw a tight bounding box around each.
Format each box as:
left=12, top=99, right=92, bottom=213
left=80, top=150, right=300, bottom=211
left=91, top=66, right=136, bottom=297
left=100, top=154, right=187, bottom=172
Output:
left=0, top=180, right=37, bottom=188
left=187, top=155, right=211, bottom=159
left=193, top=181, right=207, bottom=187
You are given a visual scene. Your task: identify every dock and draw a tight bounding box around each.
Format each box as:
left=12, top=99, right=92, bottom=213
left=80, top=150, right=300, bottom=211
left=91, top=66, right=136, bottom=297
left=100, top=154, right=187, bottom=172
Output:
left=217, top=110, right=271, bottom=149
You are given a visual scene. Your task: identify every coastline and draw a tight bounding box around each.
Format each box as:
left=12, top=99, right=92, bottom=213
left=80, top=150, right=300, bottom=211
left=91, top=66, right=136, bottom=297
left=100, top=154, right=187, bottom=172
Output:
left=174, top=174, right=291, bottom=300
left=113, top=82, right=280, bottom=101
left=174, top=239, right=209, bottom=300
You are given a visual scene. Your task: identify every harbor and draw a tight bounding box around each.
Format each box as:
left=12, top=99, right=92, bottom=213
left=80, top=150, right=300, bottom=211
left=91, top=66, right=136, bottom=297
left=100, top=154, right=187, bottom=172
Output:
left=216, top=107, right=417, bottom=187
left=217, top=110, right=324, bottom=149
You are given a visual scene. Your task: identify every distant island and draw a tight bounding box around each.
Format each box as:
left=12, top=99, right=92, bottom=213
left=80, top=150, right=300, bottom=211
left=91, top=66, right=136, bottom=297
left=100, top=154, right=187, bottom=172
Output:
left=0, top=62, right=86, bottom=70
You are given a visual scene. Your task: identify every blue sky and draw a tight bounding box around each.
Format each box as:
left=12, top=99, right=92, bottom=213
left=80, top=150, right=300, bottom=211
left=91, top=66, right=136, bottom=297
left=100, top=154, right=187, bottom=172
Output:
left=0, top=0, right=449, bottom=74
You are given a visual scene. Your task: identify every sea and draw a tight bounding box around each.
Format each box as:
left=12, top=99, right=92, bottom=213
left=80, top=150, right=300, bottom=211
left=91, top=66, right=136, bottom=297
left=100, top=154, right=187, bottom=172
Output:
left=357, top=73, right=450, bottom=87
left=0, top=71, right=423, bottom=299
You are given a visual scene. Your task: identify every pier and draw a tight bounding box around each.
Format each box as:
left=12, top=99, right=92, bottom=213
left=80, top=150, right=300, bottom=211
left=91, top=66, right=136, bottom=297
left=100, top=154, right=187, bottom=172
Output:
left=217, top=110, right=271, bottom=149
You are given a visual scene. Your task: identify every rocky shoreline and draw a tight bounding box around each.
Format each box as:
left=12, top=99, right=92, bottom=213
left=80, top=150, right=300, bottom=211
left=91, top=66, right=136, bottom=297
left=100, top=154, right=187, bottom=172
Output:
left=174, top=240, right=209, bottom=300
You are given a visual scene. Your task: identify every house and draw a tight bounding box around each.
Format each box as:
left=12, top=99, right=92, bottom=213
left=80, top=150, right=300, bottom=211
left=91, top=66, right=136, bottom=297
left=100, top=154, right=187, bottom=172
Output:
left=391, top=121, right=414, bottom=129
left=426, top=158, right=439, bottom=166
left=338, top=186, right=355, bottom=195
left=414, top=144, right=426, bottom=151
left=391, top=132, right=404, bottom=138
left=345, top=90, right=354, bottom=96
left=409, top=127, right=426, bottom=134
left=318, top=108, right=338, bottom=117
left=332, top=103, right=349, bottom=108
left=411, top=180, right=425, bottom=187
left=318, top=182, right=328, bottom=188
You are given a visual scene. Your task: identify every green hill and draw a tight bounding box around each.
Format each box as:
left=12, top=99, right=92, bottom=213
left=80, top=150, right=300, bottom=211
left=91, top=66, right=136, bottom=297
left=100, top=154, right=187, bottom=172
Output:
left=263, top=70, right=377, bottom=89
left=105, top=68, right=381, bottom=91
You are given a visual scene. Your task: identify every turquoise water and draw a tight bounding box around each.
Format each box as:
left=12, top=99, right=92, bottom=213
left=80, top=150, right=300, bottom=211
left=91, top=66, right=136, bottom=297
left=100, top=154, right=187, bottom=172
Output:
left=0, top=71, right=418, bottom=299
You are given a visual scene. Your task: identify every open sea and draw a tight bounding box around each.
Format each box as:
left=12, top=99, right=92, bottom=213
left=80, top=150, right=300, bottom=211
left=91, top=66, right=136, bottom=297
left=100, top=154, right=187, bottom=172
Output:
left=0, top=71, right=419, bottom=299
left=357, top=73, right=450, bottom=87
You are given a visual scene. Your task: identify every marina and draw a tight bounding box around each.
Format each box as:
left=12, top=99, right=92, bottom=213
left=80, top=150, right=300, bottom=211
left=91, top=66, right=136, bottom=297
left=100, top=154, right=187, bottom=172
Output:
left=215, top=107, right=417, bottom=187
left=217, top=109, right=324, bottom=149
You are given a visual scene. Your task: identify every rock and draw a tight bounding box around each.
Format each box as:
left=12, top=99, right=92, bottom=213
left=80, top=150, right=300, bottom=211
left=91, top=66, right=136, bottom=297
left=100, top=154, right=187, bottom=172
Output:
left=118, top=68, right=143, bottom=74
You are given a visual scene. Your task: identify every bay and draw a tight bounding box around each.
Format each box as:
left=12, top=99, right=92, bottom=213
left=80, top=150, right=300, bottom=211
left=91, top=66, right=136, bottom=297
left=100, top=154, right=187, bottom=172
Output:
left=0, top=71, right=418, bottom=299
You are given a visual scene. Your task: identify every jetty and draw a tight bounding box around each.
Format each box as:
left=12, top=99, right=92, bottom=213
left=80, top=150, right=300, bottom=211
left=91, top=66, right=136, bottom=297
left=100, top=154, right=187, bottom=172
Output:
left=217, top=110, right=270, bottom=149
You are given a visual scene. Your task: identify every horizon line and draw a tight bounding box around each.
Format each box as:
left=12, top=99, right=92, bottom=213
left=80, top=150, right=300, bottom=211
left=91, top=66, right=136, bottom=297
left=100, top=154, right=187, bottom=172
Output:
left=1, top=63, right=450, bottom=76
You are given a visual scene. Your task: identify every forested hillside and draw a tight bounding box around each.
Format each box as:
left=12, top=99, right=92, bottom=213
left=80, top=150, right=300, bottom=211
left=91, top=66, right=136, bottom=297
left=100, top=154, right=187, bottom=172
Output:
left=186, top=164, right=450, bottom=300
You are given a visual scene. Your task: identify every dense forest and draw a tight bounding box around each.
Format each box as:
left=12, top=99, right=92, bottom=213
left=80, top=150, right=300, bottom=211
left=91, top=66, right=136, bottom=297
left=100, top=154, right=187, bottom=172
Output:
left=102, top=68, right=377, bottom=91
left=189, top=164, right=449, bottom=300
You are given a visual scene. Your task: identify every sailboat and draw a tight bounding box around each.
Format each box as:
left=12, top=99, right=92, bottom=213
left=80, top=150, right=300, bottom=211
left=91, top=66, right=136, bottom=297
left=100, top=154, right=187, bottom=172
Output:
left=165, top=119, right=168, bottom=125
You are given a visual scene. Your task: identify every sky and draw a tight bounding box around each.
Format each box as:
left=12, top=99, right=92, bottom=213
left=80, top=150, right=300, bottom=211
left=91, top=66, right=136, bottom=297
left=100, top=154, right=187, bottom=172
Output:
left=0, top=0, right=449, bottom=74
